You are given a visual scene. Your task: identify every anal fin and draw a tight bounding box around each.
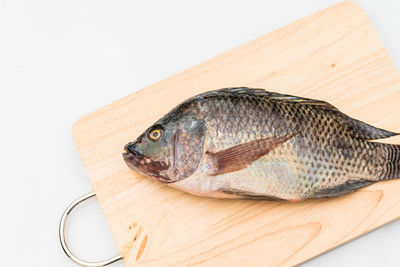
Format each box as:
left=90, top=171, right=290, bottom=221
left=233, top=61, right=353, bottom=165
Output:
left=311, top=179, right=375, bottom=198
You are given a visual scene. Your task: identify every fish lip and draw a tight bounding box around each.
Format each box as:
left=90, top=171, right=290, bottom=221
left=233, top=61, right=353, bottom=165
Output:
left=124, top=143, right=142, bottom=157
left=123, top=152, right=139, bottom=161
left=122, top=152, right=143, bottom=169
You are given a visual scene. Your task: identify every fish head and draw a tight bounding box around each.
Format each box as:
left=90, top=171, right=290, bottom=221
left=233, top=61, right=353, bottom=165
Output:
left=123, top=116, right=206, bottom=183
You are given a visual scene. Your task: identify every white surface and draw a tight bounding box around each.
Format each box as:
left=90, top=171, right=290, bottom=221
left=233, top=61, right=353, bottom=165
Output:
left=1, top=0, right=400, bottom=266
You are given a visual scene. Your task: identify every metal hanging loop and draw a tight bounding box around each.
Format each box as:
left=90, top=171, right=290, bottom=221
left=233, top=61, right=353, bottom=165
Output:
left=59, top=191, right=122, bottom=267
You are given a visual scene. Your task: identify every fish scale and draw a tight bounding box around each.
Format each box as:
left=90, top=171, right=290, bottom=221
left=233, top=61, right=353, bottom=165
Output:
left=124, top=87, right=400, bottom=200
left=178, top=89, right=394, bottom=198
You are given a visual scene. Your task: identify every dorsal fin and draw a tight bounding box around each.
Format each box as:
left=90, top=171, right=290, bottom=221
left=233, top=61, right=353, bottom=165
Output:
left=269, top=94, right=339, bottom=112
left=268, top=92, right=398, bottom=140
left=193, top=88, right=398, bottom=141
left=339, top=115, right=399, bottom=140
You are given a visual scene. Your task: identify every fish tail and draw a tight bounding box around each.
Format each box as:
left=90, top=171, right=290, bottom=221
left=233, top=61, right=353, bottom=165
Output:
left=381, top=143, right=400, bottom=180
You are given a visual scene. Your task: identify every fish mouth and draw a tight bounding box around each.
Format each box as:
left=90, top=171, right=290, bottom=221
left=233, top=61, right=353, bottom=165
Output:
left=123, top=141, right=144, bottom=168
left=122, top=151, right=174, bottom=184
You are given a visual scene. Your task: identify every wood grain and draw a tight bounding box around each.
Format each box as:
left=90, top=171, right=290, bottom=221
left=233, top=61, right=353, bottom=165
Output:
left=72, top=1, right=400, bottom=266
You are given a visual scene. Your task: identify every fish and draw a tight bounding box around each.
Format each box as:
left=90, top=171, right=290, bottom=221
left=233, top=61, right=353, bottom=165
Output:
left=123, top=87, right=400, bottom=201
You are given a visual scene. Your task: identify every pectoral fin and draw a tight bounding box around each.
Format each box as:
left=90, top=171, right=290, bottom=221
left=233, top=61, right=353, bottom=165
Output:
left=206, top=133, right=296, bottom=175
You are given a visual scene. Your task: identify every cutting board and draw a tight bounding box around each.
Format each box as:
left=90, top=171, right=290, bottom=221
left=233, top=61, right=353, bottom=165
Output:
left=72, top=1, right=400, bottom=266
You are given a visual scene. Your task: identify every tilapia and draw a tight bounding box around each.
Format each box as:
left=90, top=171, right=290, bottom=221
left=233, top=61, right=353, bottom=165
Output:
left=123, top=87, right=400, bottom=201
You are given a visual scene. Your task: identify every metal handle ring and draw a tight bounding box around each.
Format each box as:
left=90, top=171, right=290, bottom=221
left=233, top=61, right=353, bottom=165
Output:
left=59, top=191, right=122, bottom=267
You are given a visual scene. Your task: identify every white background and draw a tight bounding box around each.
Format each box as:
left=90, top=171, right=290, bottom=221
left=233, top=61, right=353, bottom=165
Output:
left=1, top=0, right=400, bottom=266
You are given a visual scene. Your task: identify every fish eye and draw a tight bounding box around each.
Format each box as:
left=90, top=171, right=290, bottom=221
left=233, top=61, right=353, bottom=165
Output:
left=148, top=128, right=163, bottom=141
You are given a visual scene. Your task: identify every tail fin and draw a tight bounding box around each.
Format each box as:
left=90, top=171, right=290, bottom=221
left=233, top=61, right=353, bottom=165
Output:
left=382, top=144, right=400, bottom=180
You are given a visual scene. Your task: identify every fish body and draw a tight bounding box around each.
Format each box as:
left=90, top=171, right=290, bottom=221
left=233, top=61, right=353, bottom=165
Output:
left=123, top=88, right=400, bottom=201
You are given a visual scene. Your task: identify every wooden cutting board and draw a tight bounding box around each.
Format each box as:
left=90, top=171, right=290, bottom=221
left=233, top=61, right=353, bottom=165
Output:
left=72, top=1, right=400, bottom=266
